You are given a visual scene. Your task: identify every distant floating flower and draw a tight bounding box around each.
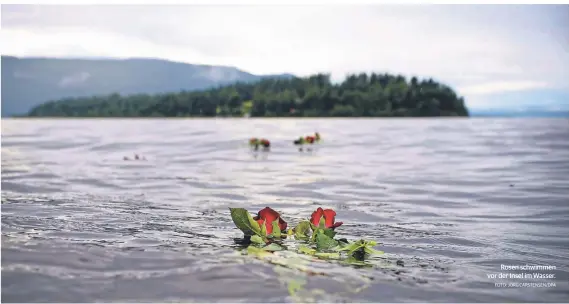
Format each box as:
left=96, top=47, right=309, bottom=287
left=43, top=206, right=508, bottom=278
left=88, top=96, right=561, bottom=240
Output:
left=249, top=137, right=270, bottom=151
left=293, top=132, right=321, bottom=146
left=123, top=153, right=147, bottom=161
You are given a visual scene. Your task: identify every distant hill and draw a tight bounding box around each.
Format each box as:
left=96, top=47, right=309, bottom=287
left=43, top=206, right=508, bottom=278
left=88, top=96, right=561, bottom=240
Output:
left=1, top=56, right=294, bottom=117
left=470, top=109, right=569, bottom=118
left=467, top=88, right=569, bottom=118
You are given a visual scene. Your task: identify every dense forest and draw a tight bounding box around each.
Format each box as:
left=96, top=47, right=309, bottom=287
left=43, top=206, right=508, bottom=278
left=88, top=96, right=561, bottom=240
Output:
left=26, top=73, right=469, bottom=117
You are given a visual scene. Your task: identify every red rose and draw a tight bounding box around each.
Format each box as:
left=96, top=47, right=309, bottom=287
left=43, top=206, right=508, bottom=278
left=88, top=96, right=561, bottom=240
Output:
left=305, top=136, right=315, bottom=144
left=253, top=207, right=287, bottom=235
left=260, top=139, right=271, bottom=147
left=310, top=207, right=343, bottom=229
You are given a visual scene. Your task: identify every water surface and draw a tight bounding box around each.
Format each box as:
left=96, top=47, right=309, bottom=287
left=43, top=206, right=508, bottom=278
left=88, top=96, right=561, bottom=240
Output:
left=2, top=118, right=569, bottom=302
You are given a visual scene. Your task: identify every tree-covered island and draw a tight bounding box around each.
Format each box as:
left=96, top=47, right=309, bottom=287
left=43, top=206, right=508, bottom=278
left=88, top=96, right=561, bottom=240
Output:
left=26, top=73, right=469, bottom=117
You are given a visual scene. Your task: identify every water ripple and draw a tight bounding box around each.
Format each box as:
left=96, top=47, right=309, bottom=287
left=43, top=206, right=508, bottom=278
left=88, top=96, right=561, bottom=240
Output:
left=2, top=118, right=569, bottom=302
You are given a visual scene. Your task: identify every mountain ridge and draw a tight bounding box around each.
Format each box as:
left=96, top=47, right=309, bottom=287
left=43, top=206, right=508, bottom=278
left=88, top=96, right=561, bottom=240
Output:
left=1, top=56, right=294, bottom=117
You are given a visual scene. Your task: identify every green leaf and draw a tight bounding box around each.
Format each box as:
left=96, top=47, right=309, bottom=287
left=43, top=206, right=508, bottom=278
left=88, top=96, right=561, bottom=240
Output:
left=262, top=243, right=284, bottom=252
left=250, top=235, right=264, bottom=245
left=287, top=279, right=305, bottom=297
left=319, top=217, right=326, bottom=229
left=298, top=245, right=316, bottom=255
left=339, top=241, right=362, bottom=253
left=309, top=221, right=318, bottom=231
left=366, top=240, right=377, bottom=247
left=314, top=252, right=340, bottom=259
left=294, top=221, right=311, bottom=235
left=308, top=221, right=322, bottom=243
left=364, top=247, right=384, bottom=255
left=315, top=231, right=339, bottom=251
left=260, top=219, right=267, bottom=236
left=322, top=228, right=337, bottom=239
left=337, top=239, right=383, bottom=260
left=271, top=219, right=281, bottom=238
left=359, top=240, right=382, bottom=256
left=229, top=208, right=261, bottom=236
left=310, top=230, right=318, bottom=243
left=293, top=221, right=311, bottom=240
left=247, top=245, right=272, bottom=257
left=295, top=235, right=309, bottom=241
left=287, top=228, right=294, bottom=236
left=248, top=212, right=261, bottom=233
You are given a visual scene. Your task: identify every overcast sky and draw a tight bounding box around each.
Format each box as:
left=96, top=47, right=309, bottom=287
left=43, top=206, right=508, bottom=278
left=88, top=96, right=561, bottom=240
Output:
left=2, top=4, right=568, bottom=109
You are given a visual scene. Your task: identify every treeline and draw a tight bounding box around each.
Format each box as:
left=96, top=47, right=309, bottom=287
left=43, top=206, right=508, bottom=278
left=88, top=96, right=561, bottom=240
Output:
left=27, top=73, right=469, bottom=117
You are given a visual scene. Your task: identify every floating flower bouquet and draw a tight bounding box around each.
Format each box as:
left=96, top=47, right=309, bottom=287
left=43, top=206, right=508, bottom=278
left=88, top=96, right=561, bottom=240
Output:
left=229, top=207, right=382, bottom=262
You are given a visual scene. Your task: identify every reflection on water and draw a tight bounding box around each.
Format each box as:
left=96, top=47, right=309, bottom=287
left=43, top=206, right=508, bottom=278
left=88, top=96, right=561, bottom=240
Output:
left=2, top=118, right=569, bottom=302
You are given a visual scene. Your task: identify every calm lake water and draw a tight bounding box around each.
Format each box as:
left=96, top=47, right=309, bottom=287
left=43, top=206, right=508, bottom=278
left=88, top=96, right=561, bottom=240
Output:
left=2, top=118, right=569, bottom=303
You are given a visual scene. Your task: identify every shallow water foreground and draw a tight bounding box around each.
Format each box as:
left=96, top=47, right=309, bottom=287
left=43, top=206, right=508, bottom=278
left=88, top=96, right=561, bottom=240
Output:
left=2, top=118, right=569, bottom=302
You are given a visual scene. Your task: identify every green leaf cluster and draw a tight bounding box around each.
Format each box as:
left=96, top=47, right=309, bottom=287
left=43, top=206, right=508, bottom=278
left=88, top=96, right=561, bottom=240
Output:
left=231, top=207, right=383, bottom=264
left=230, top=208, right=287, bottom=246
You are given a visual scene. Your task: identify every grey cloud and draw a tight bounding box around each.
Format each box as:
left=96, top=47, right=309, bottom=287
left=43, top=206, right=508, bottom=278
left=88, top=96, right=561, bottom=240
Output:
left=0, top=6, right=552, bottom=49
left=2, top=4, right=568, bottom=90
left=1, top=5, right=296, bottom=57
